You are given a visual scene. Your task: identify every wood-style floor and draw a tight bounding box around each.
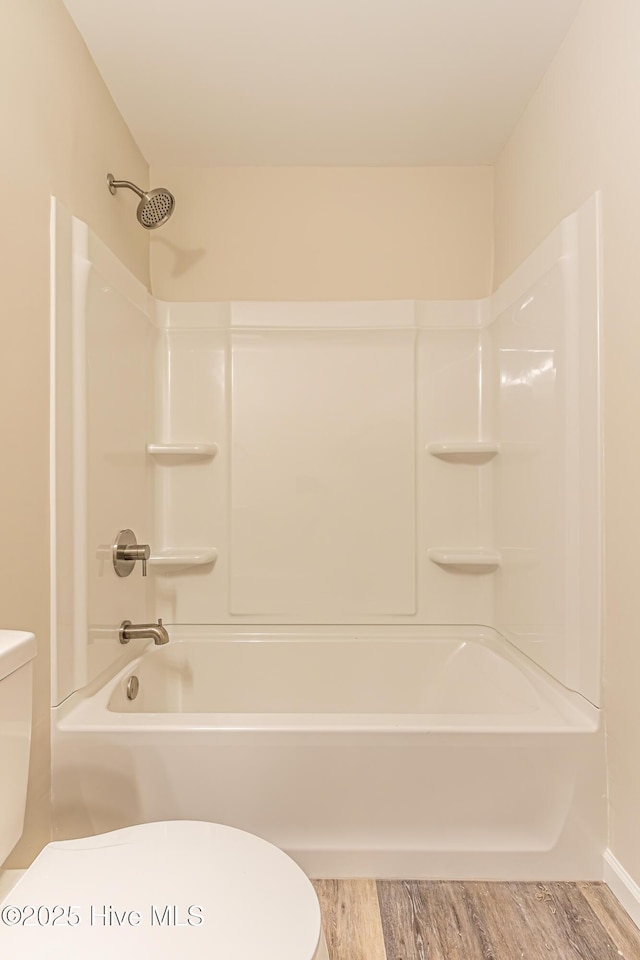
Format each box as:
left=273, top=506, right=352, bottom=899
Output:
left=312, top=880, right=640, bottom=960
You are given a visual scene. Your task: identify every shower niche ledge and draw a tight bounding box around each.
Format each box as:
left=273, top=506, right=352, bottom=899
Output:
left=426, top=441, right=499, bottom=463
left=428, top=548, right=502, bottom=570
left=148, top=547, right=218, bottom=568
left=147, top=442, right=219, bottom=458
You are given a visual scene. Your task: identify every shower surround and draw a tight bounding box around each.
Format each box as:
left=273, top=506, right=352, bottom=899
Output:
left=50, top=195, right=603, bottom=877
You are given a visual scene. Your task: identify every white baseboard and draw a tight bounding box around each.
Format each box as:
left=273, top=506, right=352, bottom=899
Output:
left=604, top=849, right=640, bottom=930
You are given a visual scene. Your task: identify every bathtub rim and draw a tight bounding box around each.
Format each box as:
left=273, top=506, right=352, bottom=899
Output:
left=55, top=625, right=599, bottom=735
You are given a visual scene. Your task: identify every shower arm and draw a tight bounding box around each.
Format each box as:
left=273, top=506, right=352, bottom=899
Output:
left=107, top=175, right=145, bottom=199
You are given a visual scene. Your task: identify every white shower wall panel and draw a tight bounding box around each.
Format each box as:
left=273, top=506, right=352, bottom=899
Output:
left=229, top=327, right=416, bottom=616
left=52, top=201, right=156, bottom=705
left=152, top=325, right=228, bottom=623
left=491, top=196, right=601, bottom=704
left=418, top=327, right=494, bottom=624
left=153, top=303, right=494, bottom=626
left=85, top=269, right=155, bottom=684
left=492, top=266, right=566, bottom=685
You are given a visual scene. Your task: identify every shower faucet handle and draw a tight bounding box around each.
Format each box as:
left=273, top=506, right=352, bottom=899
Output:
left=113, top=529, right=151, bottom=578
left=125, top=543, right=150, bottom=577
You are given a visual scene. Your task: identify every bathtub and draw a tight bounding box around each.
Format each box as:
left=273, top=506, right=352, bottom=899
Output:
left=52, top=626, right=605, bottom=878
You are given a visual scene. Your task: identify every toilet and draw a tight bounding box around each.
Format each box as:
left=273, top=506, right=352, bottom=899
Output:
left=0, top=631, right=328, bottom=959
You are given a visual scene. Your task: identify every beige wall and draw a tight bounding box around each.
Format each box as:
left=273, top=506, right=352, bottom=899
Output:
left=494, top=0, right=640, bottom=885
left=0, top=0, right=148, bottom=865
left=150, top=166, right=494, bottom=301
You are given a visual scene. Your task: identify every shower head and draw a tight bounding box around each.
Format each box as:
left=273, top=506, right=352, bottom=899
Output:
left=107, top=174, right=175, bottom=229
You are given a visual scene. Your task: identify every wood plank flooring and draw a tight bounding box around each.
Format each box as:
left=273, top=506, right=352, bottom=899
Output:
left=312, top=880, right=640, bottom=960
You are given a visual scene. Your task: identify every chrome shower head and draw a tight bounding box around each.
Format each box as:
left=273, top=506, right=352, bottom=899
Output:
left=107, top=174, right=175, bottom=229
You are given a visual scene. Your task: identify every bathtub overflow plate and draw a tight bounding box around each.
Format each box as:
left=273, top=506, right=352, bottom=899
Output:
left=126, top=675, right=140, bottom=700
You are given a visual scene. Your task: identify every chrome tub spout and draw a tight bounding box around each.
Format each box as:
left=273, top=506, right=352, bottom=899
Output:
left=119, top=619, right=170, bottom=645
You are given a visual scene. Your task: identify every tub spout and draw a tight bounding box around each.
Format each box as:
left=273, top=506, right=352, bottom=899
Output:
left=119, top=619, right=170, bottom=645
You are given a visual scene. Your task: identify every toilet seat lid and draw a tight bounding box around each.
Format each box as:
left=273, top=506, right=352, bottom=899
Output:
left=0, top=821, right=323, bottom=959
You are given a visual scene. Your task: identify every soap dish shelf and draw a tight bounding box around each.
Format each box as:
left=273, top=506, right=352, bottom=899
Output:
left=426, top=442, right=499, bottom=463
left=428, top=548, right=502, bottom=570
left=148, top=548, right=218, bottom=568
left=147, top=443, right=219, bottom=458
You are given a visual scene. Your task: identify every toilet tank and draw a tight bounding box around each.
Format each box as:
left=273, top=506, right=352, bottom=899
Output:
left=0, top=631, right=36, bottom=866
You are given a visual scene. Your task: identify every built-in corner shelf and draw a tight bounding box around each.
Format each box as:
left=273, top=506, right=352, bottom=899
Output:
left=426, top=442, right=499, bottom=464
left=428, top=548, right=502, bottom=570
left=146, top=443, right=219, bottom=458
left=148, top=548, right=218, bottom=568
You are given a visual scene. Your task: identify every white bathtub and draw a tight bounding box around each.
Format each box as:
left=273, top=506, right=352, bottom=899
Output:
left=53, top=627, right=605, bottom=878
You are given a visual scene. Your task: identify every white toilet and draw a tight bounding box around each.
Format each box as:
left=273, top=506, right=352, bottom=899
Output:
left=0, top=630, right=328, bottom=959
